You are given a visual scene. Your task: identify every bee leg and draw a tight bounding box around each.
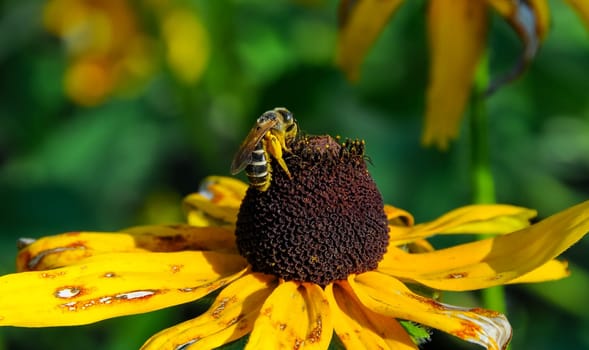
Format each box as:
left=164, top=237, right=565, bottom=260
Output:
left=266, top=133, right=292, bottom=179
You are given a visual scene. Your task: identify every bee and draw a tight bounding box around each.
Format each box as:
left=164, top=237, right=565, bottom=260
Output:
left=230, top=107, right=298, bottom=191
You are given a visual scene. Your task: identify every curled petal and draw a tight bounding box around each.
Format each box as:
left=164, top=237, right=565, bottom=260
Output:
left=388, top=204, right=535, bottom=245
left=17, top=225, right=237, bottom=271
left=384, top=204, right=414, bottom=226
left=17, top=232, right=145, bottom=271
left=142, top=273, right=277, bottom=350
left=336, top=0, right=405, bottom=81
left=380, top=200, right=589, bottom=291
left=246, top=281, right=333, bottom=350
left=326, top=281, right=418, bottom=350
left=0, top=251, right=247, bottom=327
left=351, top=272, right=511, bottom=350
left=423, top=0, right=488, bottom=148
left=486, top=0, right=549, bottom=94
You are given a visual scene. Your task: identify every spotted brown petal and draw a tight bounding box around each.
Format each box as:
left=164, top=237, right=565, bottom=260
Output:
left=245, top=281, right=333, bottom=350
left=142, top=273, right=276, bottom=350
left=0, top=251, right=247, bottom=327
left=351, top=272, right=512, bottom=350
left=326, top=281, right=418, bottom=350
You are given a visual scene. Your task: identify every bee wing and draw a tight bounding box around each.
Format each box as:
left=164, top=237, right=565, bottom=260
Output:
left=230, top=119, right=279, bottom=174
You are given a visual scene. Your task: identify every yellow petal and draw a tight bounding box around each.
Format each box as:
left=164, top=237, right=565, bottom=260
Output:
left=351, top=272, right=511, bottom=350
left=336, top=0, right=405, bottom=81
left=325, top=281, right=417, bottom=350
left=388, top=204, right=536, bottom=245
left=161, top=9, right=209, bottom=84
left=183, top=176, right=246, bottom=226
left=0, top=251, right=247, bottom=327
left=507, top=259, right=569, bottom=284
left=246, top=281, right=333, bottom=350
left=566, top=0, right=589, bottom=31
left=17, top=232, right=146, bottom=271
left=142, top=273, right=277, bottom=350
left=423, top=0, right=488, bottom=148
left=201, top=176, right=248, bottom=204
left=379, top=200, right=589, bottom=291
left=17, top=225, right=238, bottom=271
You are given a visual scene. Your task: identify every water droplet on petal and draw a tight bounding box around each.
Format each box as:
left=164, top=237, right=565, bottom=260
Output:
left=115, top=290, right=156, bottom=300
left=55, top=287, right=82, bottom=299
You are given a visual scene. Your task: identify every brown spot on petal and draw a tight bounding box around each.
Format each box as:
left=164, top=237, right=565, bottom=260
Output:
left=103, top=272, right=117, bottom=278
left=170, top=264, right=184, bottom=273
left=307, top=316, right=322, bottom=343
left=405, top=292, right=444, bottom=311
left=469, top=307, right=501, bottom=318
left=211, top=296, right=238, bottom=319
left=279, top=323, right=287, bottom=331
left=293, top=338, right=303, bottom=350
left=451, top=320, right=481, bottom=340
left=54, top=286, right=88, bottom=299
left=447, top=272, right=468, bottom=279
left=58, top=289, right=162, bottom=312
left=262, top=306, right=273, bottom=317
left=40, top=271, right=66, bottom=279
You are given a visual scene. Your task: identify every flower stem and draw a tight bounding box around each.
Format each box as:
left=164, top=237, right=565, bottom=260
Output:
left=470, top=53, right=507, bottom=316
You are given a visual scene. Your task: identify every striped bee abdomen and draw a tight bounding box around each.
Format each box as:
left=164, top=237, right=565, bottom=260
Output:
left=245, top=142, right=270, bottom=189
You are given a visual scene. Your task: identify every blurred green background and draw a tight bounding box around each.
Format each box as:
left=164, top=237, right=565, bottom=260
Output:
left=1, top=0, right=588, bottom=349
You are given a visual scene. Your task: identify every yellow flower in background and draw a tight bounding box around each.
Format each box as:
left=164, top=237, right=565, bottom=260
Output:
left=337, top=0, right=589, bottom=149
left=43, top=0, right=209, bottom=106
left=1, top=135, right=588, bottom=349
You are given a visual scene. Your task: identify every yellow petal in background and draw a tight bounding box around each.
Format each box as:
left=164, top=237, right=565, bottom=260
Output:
left=0, top=251, right=247, bottom=327
left=183, top=176, right=246, bottom=226
left=351, top=272, right=511, bottom=350
left=507, top=259, right=569, bottom=284
left=336, top=0, right=404, bottom=81
left=246, top=281, right=333, bottom=350
left=380, top=200, right=589, bottom=291
left=326, top=281, right=417, bottom=350
left=388, top=204, right=535, bottom=244
left=142, top=273, right=277, bottom=350
left=161, top=8, right=209, bottom=84
left=566, top=0, right=589, bottom=31
left=423, top=0, right=488, bottom=148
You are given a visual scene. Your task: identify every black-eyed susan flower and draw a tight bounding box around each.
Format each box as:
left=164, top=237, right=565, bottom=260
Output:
left=337, top=0, right=589, bottom=148
left=1, top=134, right=589, bottom=349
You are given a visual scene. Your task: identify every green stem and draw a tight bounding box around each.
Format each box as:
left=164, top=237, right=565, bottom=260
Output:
left=470, top=54, right=506, bottom=316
